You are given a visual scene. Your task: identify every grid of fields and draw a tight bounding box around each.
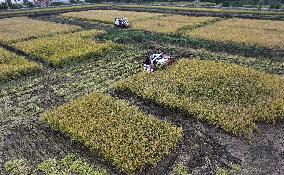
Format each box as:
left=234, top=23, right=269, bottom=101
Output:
left=1, top=8, right=284, bottom=175
left=184, top=18, right=284, bottom=49
left=0, top=47, right=41, bottom=81
left=131, top=15, right=220, bottom=34
left=0, top=17, right=81, bottom=44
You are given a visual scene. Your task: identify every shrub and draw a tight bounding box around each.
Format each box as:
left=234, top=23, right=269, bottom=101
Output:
left=115, top=59, right=284, bottom=136
left=43, top=92, right=182, bottom=174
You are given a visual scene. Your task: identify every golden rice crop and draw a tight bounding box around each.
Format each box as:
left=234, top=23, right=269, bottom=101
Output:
left=0, top=17, right=81, bottom=44
left=12, top=30, right=116, bottom=66
left=0, top=47, right=41, bottom=81
left=131, top=15, right=219, bottom=34
left=184, top=18, right=284, bottom=49
left=115, top=59, right=284, bottom=137
left=61, top=10, right=164, bottom=24
left=43, top=92, right=182, bottom=174
left=118, top=4, right=284, bottom=15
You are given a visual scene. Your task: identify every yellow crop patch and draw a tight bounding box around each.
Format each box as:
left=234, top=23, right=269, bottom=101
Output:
left=43, top=92, right=182, bottom=174
left=0, top=17, right=81, bottom=44
left=61, top=10, right=163, bottom=24
left=184, top=18, right=284, bottom=49
left=115, top=59, right=284, bottom=136
left=12, top=30, right=117, bottom=67
left=131, top=15, right=219, bottom=34
left=0, top=47, right=41, bottom=81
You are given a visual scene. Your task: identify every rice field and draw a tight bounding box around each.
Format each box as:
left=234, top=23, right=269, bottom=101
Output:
left=184, top=18, right=284, bottom=49
left=131, top=15, right=220, bottom=34
left=115, top=59, right=284, bottom=136
left=1, top=8, right=284, bottom=175
left=0, top=17, right=81, bottom=44
left=43, top=92, right=182, bottom=174
left=0, top=47, right=41, bottom=81
left=61, top=10, right=164, bottom=24
left=12, top=30, right=117, bottom=66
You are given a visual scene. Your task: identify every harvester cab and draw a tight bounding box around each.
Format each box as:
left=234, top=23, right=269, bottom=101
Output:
left=144, top=52, right=173, bottom=72
left=114, top=17, right=130, bottom=28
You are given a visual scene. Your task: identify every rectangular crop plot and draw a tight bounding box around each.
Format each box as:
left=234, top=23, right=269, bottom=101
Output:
left=0, top=17, right=81, bottom=44
left=43, top=92, right=182, bottom=174
left=12, top=30, right=116, bottom=66
left=184, top=18, right=284, bottom=49
left=132, top=15, right=219, bottom=34
left=115, top=59, right=284, bottom=136
left=61, top=10, right=164, bottom=24
left=0, top=47, right=41, bottom=81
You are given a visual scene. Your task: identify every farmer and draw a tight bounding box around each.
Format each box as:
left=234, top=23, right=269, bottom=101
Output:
left=144, top=57, right=153, bottom=72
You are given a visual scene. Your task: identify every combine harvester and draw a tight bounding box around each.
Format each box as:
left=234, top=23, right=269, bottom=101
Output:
left=114, top=17, right=130, bottom=28
left=144, top=52, right=173, bottom=72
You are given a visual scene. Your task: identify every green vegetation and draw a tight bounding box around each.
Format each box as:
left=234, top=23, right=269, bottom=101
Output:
left=4, top=159, right=31, bottom=175
left=12, top=30, right=117, bottom=66
left=171, top=163, right=190, bottom=175
left=115, top=59, right=284, bottom=136
left=4, top=155, right=108, bottom=175
left=0, top=47, right=41, bottom=81
left=43, top=92, right=182, bottom=174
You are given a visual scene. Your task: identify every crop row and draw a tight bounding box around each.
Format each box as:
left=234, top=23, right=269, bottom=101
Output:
left=43, top=92, right=182, bottom=174
left=12, top=29, right=117, bottom=67
left=0, top=47, right=41, bottom=81
left=184, top=18, right=284, bottom=50
left=0, top=17, right=81, bottom=44
left=115, top=59, right=284, bottom=136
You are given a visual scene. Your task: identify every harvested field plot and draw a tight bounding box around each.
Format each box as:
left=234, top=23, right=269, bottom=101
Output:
left=184, top=18, right=284, bottom=49
left=43, top=92, right=182, bottom=174
left=12, top=30, right=116, bottom=66
left=115, top=59, right=284, bottom=136
left=0, top=17, right=81, bottom=44
left=131, top=15, right=220, bottom=34
left=0, top=47, right=41, bottom=81
left=61, top=10, right=164, bottom=24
